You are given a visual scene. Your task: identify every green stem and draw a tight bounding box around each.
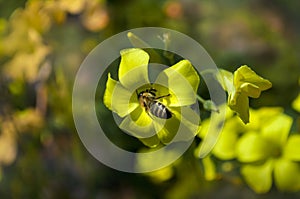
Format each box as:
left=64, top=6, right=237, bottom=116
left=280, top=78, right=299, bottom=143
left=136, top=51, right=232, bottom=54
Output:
left=196, top=94, right=219, bottom=113
left=196, top=94, right=206, bottom=104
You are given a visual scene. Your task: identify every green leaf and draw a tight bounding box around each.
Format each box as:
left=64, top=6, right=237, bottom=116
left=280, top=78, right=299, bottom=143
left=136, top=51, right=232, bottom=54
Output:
left=155, top=60, right=200, bottom=107
left=274, top=158, right=300, bottom=192
left=118, top=48, right=150, bottom=90
left=103, top=73, right=138, bottom=117
left=261, top=113, right=293, bottom=147
left=283, top=135, right=300, bottom=161
left=236, top=133, right=274, bottom=162
left=241, top=160, right=273, bottom=193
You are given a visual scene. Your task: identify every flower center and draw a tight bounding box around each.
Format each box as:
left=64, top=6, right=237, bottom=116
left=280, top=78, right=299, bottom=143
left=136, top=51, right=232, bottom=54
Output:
left=134, top=84, right=173, bottom=119
left=270, top=143, right=282, bottom=158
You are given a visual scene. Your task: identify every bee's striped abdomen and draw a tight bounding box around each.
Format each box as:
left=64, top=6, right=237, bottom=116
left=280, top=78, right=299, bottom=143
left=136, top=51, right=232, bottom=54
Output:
left=149, top=101, right=172, bottom=119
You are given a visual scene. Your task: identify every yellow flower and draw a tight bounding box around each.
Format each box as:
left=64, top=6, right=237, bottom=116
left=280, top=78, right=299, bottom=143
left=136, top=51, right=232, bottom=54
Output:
left=103, top=48, right=201, bottom=147
left=218, top=65, right=272, bottom=123
left=237, top=110, right=300, bottom=193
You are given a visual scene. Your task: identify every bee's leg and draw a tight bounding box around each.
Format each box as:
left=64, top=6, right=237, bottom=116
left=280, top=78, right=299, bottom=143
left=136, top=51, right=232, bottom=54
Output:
left=144, top=106, right=154, bottom=119
left=146, top=111, right=154, bottom=119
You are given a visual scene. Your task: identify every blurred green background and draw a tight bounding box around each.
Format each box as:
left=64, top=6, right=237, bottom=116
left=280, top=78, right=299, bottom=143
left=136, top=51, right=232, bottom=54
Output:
left=0, top=0, right=299, bottom=198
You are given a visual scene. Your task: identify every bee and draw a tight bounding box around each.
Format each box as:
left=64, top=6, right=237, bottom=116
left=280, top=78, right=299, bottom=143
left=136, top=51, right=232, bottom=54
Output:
left=136, top=88, right=172, bottom=119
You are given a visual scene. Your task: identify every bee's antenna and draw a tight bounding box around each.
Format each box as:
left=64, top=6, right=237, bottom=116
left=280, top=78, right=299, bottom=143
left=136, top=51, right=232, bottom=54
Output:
left=155, top=94, right=170, bottom=100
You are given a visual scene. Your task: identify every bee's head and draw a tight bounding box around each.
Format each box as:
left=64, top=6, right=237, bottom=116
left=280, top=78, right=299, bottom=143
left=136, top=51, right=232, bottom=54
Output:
left=136, top=88, right=157, bottom=98
left=136, top=90, right=144, bottom=98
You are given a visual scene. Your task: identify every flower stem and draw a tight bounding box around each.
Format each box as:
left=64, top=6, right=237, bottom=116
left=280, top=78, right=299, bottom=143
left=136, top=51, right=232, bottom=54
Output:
left=196, top=95, right=206, bottom=104
left=197, top=95, right=219, bottom=113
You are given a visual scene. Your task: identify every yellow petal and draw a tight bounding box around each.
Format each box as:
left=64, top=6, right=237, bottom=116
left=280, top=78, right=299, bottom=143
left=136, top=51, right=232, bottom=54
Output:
left=139, top=135, right=160, bottom=148
left=103, top=73, right=138, bottom=117
left=127, top=32, right=162, bottom=63
left=118, top=48, right=150, bottom=90
left=212, top=129, right=238, bottom=160
left=119, top=107, right=155, bottom=138
left=229, top=65, right=272, bottom=124
left=234, top=65, right=272, bottom=91
left=261, top=113, right=293, bottom=147
left=153, top=106, right=200, bottom=144
left=292, top=93, right=300, bottom=112
left=215, top=69, right=235, bottom=94
left=274, top=158, right=300, bottom=192
left=155, top=60, right=200, bottom=106
left=196, top=104, right=228, bottom=158
left=172, top=106, right=201, bottom=141
left=120, top=107, right=155, bottom=131
left=236, top=133, right=275, bottom=162
left=103, top=73, right=117, bottom=110
left=240, top=83, right=261, bottom=98
left=241, top=160, right=273, bottom=193
left=229, top=92, right=250, bottom=124
left=245, top=107, right=283, bottom=131
left=119, top=106, right=160, bottom=148
left=154, top=117, right=178, bottom=144
left=202, top=155, right=218, bottom=181
left=283, top=135, right=300, bottom=161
